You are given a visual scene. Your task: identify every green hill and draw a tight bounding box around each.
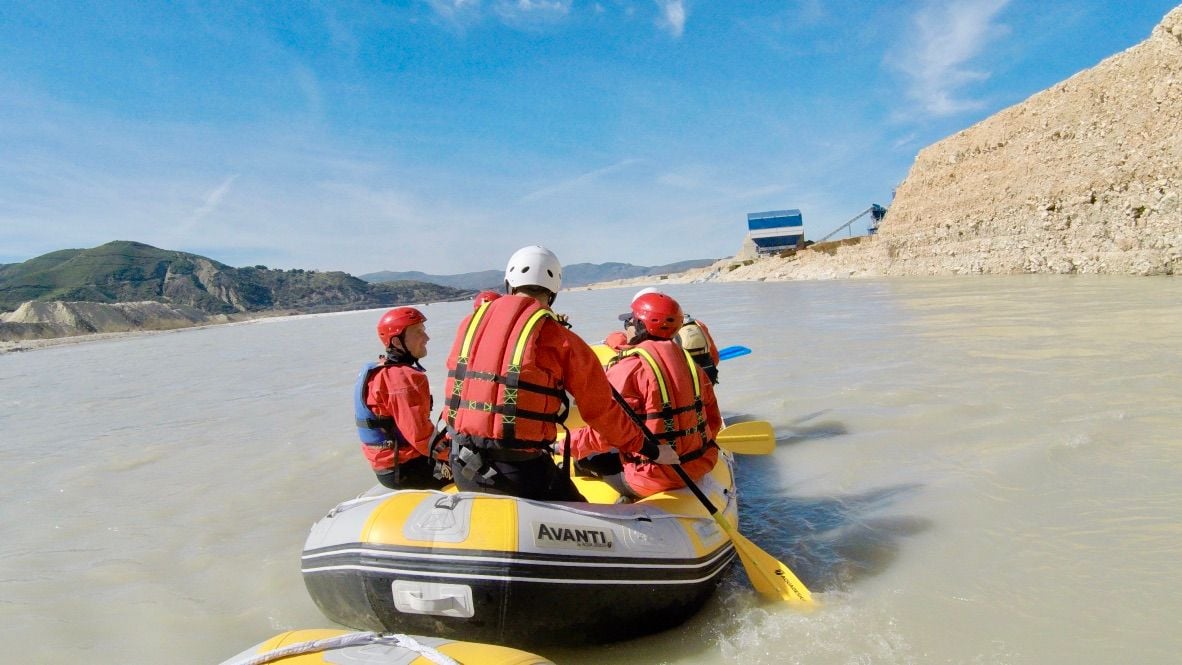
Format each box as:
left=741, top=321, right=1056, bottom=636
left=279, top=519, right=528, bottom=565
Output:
left=0, top=241, right=469, bottom=314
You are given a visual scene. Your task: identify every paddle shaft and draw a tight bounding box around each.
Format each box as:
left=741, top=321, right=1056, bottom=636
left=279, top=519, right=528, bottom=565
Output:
left=609, top=386, right=814, bottom=605
left=610, top=386, right=718, bottom=514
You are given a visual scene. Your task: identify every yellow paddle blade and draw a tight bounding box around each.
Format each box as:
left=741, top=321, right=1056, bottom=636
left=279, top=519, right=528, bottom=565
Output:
left=714, top=513, right=814, bottom=605
left=568, top=412, right=775, bottom=455
left=716, top=421, right=776, bottom=455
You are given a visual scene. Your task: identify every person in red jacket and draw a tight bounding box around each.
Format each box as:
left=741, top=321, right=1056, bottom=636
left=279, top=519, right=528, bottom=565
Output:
left=603, top=288, right=722, bottom=383
left=573, top=292, right=722, bottom=500
left=443, top=245, right=679, bottom=501
left=355, top=307, right=449, bottom=490
left=472, top=290, right=501, bottom=308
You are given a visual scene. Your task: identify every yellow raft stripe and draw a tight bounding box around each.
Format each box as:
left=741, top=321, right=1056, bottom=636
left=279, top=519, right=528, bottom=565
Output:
left=253, top=629, right=554, bottom=665
left=591, top=343, right=617, bottom=365
left=354, top=455, right=736, bottom=555
left=360, top=494, right=518, bottom=551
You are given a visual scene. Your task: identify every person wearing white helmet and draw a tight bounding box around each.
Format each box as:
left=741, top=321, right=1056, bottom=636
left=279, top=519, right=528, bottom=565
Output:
left=442, top=245, right=679, bottom=501
left=503, top=244, right=563, bottom=303
left=632, top=287, right=660, bottom=302
left=602, top=288, right=722, bottom=383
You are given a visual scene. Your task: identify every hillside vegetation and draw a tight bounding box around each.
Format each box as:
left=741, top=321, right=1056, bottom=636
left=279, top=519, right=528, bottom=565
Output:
left=0, top=241, right=467, bottom=315
left=0, top=241, right=472, bottom=345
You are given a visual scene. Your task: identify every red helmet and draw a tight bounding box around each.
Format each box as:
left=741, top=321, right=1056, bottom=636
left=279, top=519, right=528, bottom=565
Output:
left=377, top=307, right=426, bottom=347
left=473, top=290, right=501, bottom=309
left=631, top=293, right=683, bottom=339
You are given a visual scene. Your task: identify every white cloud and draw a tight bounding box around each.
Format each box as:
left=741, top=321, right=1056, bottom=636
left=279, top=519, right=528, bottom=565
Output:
left=502, top=0, right=569, bottom=12
left=426, top=0, right=483, bottom=20
left=426, top=0, right=571, bottom=27
left=656, top=0, right=687, bottom=38
left=519, top=158, right=643, bottom=203
left=187, top=175, right=238, bottom=224
left=493, top=0, right=572, bottom=26
left=889, top=0, right=1011, bottom=116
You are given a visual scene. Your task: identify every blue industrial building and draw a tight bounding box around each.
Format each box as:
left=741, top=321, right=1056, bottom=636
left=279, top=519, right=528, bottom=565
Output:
left=746, top=209, right=805, bottom=253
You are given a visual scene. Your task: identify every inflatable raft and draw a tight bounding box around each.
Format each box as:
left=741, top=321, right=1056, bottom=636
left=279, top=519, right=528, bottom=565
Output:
left=302, top=453, right=738, bottom=647
left=221, top=628, right=553, bottom=665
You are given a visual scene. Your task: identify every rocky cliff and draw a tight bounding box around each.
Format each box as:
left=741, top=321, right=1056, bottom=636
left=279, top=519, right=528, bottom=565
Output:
left=689, top=5, right=1182, bottom=283
left=0, top=300, right=221, bottom=341
left=874, top=4, right=1182, bottom=276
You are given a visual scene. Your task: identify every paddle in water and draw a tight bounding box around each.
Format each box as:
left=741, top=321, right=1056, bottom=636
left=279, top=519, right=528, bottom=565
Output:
left=715, top=420, right=776, bottom=455
left=608, top=387, right=813, bottom=605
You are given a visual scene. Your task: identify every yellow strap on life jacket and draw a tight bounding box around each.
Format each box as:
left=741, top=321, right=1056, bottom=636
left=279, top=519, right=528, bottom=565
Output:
left=511, top=308, right=553, bottom=368
left=622, top=345, right=705, bottom=439
left=622, top=346, right=702, bottom=404
left=457, top=300, right=493, bottom=362
left=448, top=301, right=555, bottom=436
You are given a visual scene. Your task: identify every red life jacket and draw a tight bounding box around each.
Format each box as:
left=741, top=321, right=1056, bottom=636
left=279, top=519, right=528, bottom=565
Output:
left=617, top=339, right=712, bottom=458
left=444, top=296, right=568, bottom=451
left=615, top=339, right=718, bottom=497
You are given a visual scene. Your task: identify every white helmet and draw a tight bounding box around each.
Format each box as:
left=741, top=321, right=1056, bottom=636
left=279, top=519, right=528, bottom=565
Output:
left=632, top=287, right=661, bottom=303
left=505, top=245, right=562, bottom=293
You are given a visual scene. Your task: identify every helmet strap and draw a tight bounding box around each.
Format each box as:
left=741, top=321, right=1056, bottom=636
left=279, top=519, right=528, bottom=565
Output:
left=385, top=334, right=422, bottom=368
left=628, top=329, right=650, bottom=345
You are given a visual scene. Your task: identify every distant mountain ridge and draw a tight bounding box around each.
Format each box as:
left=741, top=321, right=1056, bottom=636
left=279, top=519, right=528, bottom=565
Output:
left=0, top=241, right=469, bottom=315
left=361, top=259, right=718, bottom=290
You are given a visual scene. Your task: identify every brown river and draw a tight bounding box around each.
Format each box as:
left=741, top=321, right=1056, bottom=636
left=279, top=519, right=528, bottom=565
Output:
left=1, top=276, right=1180, bottom=664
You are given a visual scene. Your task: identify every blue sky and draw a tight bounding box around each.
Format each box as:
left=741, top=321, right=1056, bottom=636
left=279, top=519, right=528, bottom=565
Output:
left=1, top=1, right=1177, bottom=275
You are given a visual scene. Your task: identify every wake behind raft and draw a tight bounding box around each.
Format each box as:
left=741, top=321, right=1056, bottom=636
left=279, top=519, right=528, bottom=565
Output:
left=301, top=452, right=739, bottom=648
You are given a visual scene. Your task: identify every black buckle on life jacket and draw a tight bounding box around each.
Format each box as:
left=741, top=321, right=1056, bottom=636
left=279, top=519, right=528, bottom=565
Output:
left=455, top=445, right=497, bottom=483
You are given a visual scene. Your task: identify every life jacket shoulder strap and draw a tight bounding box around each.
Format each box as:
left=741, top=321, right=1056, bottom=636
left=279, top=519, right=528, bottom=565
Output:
left=445, top=298, right=566, bottom=441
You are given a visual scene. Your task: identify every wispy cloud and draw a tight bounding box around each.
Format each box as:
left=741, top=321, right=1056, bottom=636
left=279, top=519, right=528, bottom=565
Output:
left=494, top=0, right=572, bottom=29
left=188, top=174, right=239, bottom=225
left=426, top=0, right=482, bottom=21
left=159, top=173, right=241, bottom=250
left=518, top=158, right=643, bottom=203
left=889, top=0, right=1012, bottom=116
left=656, top=1, right=688, bottom=38
left=427, top=0, right=571, bottom=27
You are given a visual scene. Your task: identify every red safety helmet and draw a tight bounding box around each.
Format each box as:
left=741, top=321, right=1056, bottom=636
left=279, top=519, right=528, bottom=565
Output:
left=630, top=293, right=683, bottom=339
left=377, top=307, right=426, bottom=347
left=473, top=290, right=501, bottom=309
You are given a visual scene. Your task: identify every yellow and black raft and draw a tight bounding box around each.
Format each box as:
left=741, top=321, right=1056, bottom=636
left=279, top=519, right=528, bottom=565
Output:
left=301, top=453, right=739, bottom=648
left=220, top=628, right=553, bottom=665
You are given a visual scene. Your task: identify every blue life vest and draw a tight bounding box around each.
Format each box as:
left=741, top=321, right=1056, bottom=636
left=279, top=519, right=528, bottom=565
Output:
left=354, top=361, right=409, bottom=450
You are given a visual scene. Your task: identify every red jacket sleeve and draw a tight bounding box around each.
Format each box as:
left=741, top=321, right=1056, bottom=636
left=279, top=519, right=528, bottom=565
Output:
left=603, top=330, right=629, bottom=351
left=570, top=355, right=647, bottom=458
left=547, top=322, right=646, bottom=456
left=365, top=365, right=436, bottom=468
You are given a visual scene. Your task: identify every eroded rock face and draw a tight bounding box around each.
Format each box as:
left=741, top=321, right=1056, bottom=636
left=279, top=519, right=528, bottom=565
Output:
left=0, top=301, right=213, bottom=341
left=684, top=5, right=1182, bottom=283
left=875, top=4, right=1182, bottom=276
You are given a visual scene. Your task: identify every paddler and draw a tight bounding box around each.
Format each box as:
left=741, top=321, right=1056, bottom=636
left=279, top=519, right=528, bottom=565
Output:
left=354, top=307, right=451, bottom=490
left=573, top=292, right=722, bottom=501
left=443, top=245, right=679, bottom=501
left=604, top=287, right=722, bottom=383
